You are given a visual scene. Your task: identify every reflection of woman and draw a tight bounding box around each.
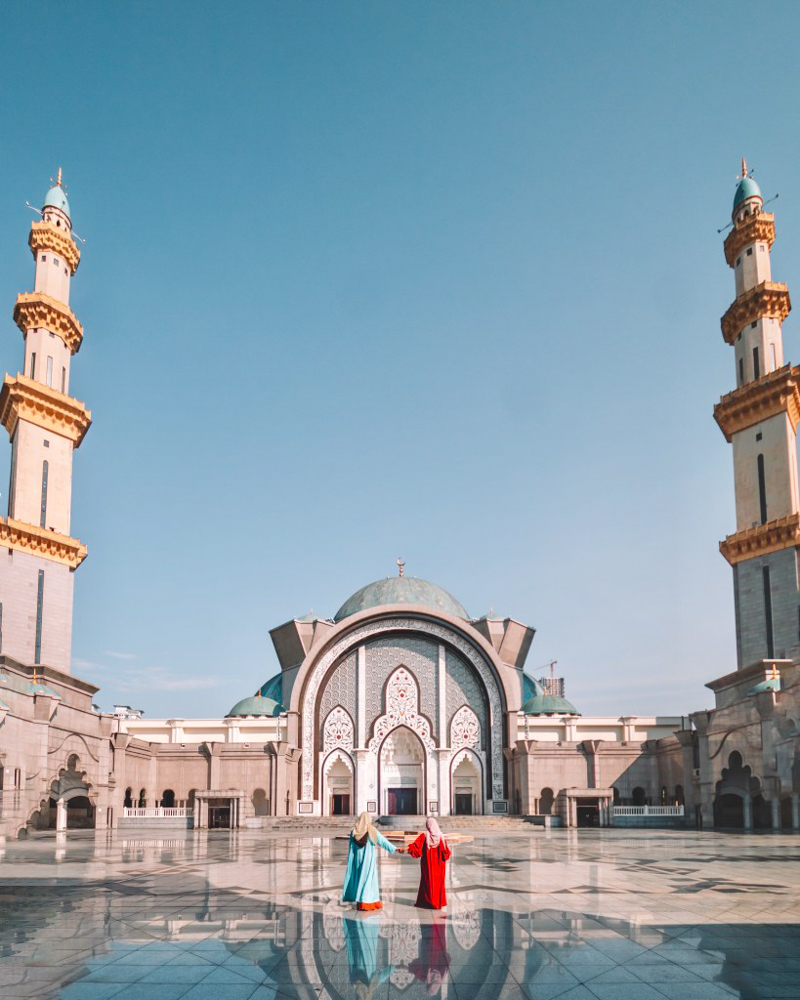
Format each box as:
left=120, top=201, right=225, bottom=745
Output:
left=408, top=817, right=451, bottom=909
left=409, top=922, right=451, bottom=996
left=344, top=915, right=394, bottom=1000
left=343, top=811, right=405, bottom=911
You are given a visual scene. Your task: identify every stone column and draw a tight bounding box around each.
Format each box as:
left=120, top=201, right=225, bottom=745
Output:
left=771, top=797, right=781, bottom=831
left=357, top=647, right=366, bottom=748
left=791, top=793, right=799, bottom=831
left=437, top=749, right=451, bottom=817
left=743, top=792, right=753, bottom=831
left=56, top=797, right=67, bottom=832
left=354, top=749, right=369, bottom=814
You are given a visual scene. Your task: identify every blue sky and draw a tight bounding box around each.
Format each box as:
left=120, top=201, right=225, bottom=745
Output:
left=2, top=2, right=799, bottom=718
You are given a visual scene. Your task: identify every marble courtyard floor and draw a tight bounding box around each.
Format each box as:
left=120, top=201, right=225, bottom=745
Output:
left=0, top=829, right=799, bottom=1000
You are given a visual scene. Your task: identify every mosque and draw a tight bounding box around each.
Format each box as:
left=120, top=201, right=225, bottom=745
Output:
left=0, top=165, right=798, bottom=837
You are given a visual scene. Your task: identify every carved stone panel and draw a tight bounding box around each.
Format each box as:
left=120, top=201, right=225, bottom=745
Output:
left=364, top=636, right=438, bottom=738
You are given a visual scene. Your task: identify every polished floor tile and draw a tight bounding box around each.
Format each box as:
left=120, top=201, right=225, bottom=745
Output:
left=0, top=829, right=798, bottom=1000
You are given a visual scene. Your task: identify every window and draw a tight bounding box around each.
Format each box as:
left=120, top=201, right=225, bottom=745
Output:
left=747, top=247, right=753, bottom=256
left=757, top=454, right=768, bottom=524
left=738, top=358, right=744, bottom=385
left=736, top=257, right=741, bottom=266
left=43, top=439, right=50, bottom=448
left=753, top=346, right=760, bottom=379
left=763, top=566, right=774, bottom=659
left=61, top=367, right=66, bottom=393
left=46, top=356, right=53, bottom=388
left=756, top=432, right=762, bottom=442
left=40, top=460, right=48, bottom=528
left=29, top=353, right=36, bottom=379
left=34, top=569, right=44, bottom=666
left=751, top=321, right=757, bottom=328
left=52, top=257, right=59, bottom=267
left=41, top=255, right=46, bottom=262
left=771, top=343, right=777, bottom=370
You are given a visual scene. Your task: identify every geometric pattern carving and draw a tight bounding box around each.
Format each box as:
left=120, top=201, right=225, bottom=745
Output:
left=446, top=650, right=487, bottom=749
left=368, top=668, right=436, bottom=755
left=301, top=616, right=504, bottom=800
left=319, top=653, right=357, bottom=744
left=364, top=637, right=438, bottom=738
left=450, top=705, right=480, bottom=750
left=323, top=707, right=354, bottom=753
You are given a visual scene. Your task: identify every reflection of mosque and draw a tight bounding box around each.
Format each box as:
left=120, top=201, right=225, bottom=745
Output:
left=3, top=834, right=796, bottom=1000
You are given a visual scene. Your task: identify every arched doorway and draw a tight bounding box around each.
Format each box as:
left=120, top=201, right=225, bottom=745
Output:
left=539, top=787, right=554, bottom=815
left=380, top=727, right=424, bottom=815
left=714, top=793, right=744, bottom=828
left=632, top=787, right=646, bottom=806
left=451, top=750, right=483, bottom=815
left=323, top=751, right=354, bottom=816
left=161, top=789, right=176, bottom=808
left=253, top=788, right=270, bottom=817
left=66, top=796, right=94, bottom=829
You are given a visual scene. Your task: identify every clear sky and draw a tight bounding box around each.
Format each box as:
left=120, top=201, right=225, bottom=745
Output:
left=2, top=2, right=800, bottom=718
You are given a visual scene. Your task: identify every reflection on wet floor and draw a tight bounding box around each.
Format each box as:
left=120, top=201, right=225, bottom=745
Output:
left=0, top=829, right=799, bottom=999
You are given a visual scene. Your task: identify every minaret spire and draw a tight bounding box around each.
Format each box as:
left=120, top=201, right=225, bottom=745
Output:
left=0, top=175, right=91, bottom=673
left=741, top=156, right=748, bottom=180
left=715, top=163, right=800, bottom=667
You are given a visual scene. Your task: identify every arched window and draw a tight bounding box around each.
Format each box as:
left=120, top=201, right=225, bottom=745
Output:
left=138, top=788, right=146, bottom=807
left=161, top=789, right=175, bottom=808
left=674, top=784, right=684, bottom=806
left=632, top=786, right=646, bottom=806
left=539, top=788, right=554, bottom=815
left=123, top=787, right=133, bottom=808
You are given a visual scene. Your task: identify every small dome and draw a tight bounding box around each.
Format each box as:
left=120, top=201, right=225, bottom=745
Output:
left=733, top=175, right=762, bottom=212
left=29, top=681, right=60, bottom=698
left=226, top=693, right=282, bottom=718
left=44, top=184, right=70, bottom=218
left=334, top=576, right=468, bottom=622
left=748, top=676, right=779, bottom=696
left=522, top=678, right=578, bottom=715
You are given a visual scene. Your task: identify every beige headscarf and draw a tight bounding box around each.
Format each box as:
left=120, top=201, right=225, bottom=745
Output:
left=352, top=811, right=378, bottom=845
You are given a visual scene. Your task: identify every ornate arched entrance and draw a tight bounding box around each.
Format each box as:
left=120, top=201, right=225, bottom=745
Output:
left=380, top=727, right=425, bottom=815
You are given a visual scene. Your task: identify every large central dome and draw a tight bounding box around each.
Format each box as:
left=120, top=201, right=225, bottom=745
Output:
left=334, top=576, right=469, bottom=622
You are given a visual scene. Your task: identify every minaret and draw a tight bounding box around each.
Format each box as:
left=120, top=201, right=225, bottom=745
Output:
left=0, top=171, right=91, bottom=673
left=715, top=159, right=800, bottom=666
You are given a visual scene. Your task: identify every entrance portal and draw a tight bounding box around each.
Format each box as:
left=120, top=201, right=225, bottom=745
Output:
left=208, top=800, right=231, bottom=828
left=455, top=792, right=473, bottom=815
left=451, top=750, right=482, bottom=815
left=387, top=788, right=418, bottom=815
left=332, top=793, right=351, bottom=815
left=577, top=798, right=600, bottom=827
left=380, top=727, right=424, bottom=816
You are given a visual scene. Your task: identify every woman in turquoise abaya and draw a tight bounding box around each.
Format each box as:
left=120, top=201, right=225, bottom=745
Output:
left=342, top=812, right=404, bottom=910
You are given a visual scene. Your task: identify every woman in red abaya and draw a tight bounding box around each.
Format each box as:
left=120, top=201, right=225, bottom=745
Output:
left=407, top=817, right=451, bottom=909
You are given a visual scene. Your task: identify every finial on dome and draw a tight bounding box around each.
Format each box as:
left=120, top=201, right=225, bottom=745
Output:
left=56, top=166, right=62, bottom=186
left=741, top=157, right=748, bottom=180
left=396, top=557, right=405, bottom=577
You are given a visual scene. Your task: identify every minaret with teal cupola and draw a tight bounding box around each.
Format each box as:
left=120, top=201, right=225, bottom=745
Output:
left=0, top=170, right=91, bottom=674
left=714, top=159, right=800, bottom=667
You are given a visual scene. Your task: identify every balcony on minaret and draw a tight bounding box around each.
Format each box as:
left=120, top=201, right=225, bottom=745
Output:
left=721, top=281, right=791, bottom=346
left=724, top=212, right=775, bottom=269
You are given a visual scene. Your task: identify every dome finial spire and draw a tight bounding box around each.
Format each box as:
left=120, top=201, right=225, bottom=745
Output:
left=396, top=557, right=405, bottom=577
left=56, top=166, right=62, bottom=187
left=741, top=157, right=748, bottom=180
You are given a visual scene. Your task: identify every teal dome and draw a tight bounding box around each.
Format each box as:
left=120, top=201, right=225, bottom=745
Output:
left=522, top=673, right=538, bottom=702
left=522, top=678, right=578, bottom=715
left=44, top=184, right=70, bottom=218
left=226, top=693, right=282, bottom=718
left=733, top=176, right=762, bottom=211
left=748, top=676, right=780, bottom=696
left=258, top=674, right=283, bottom=703
left=334, top=576, right=468, bottom=622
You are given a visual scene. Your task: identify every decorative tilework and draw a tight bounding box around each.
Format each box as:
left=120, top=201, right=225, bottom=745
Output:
left=446, top=649, right=488, bottom=750
left=318, top=652, right=356, bottom=750
left=364, top=636, right=438, bottom=738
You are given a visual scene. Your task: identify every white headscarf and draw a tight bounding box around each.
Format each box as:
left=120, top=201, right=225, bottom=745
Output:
left=352, top=811, right=378, bottom=845
left=425, top=816, right=444, bottom=850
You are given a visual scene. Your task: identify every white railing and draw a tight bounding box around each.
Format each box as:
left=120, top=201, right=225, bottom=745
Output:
left=612, top=805, right=684, bottom=817
left=122, top=807, right=193, bottom=819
